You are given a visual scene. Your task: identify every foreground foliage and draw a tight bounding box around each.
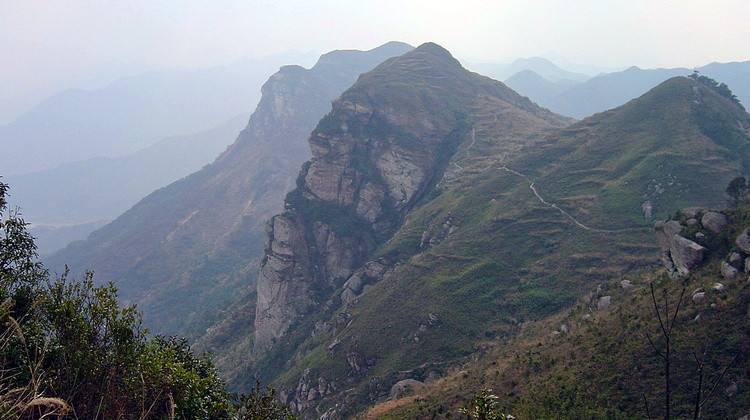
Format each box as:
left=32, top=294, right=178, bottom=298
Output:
left=0, top=180, right=296, bottom=419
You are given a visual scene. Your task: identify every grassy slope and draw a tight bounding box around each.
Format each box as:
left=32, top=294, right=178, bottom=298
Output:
left=246, top=43, right=570, bottom=391
left=270, top=76, right=750, bottom=417
left=375, top=208, right=750, bottom=419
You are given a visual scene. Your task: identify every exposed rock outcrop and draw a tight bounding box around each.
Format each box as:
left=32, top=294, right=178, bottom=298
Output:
left=390, top=379, right=425, bottom=399
left=736, top=227, right=750, bottom=254
left=255, top=43, right=486, bottom=353
left=702, top=211, right=728, bottom=233
left=655, top=219, right=706, bottom=277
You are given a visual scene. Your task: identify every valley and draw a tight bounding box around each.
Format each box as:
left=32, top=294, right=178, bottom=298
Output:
left=3, top=6, right=750, bottom=418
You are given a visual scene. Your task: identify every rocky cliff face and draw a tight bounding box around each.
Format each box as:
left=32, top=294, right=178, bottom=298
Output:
left=46, top=42, right=413, bottom=360
left=253, top=43, right=568, bottom=354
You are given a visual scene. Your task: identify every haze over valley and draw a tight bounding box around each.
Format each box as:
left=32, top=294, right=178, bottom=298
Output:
left=2, top=1, right=750, bottom=419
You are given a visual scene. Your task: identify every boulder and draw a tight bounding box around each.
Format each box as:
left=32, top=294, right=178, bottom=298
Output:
left=736, top=227, right=750, bottom=254
left=701, top=211, right=728, bottom=233
left=721, top=261, right=739, bottom=281
left=340, top=288, right=357, bottom=305
left=620, top=280, right=634, bottom=290
left=642, top=201, right=653, bottom=219
left=686, top=218, right=699, bottom=227
left=712, top=282, right=726, bottom=291
left=725, top=381, right=738, bottom=397
left=692, top=292, right=706, bottom=304
left=597, top=296, right=612, bottom=310
left=389, top=379, right=425, bottom=399
left=745, top=257, right=750, bottom=273
left=343, top=274, right=364, bottom=294
left=670, top=236, right=706, bottom=276
left=654, top=220, right=683, bottom=248
left=654, top=220, right=706, bottom=277
left=695, top=232, right=706, bottom=241
left=730, top=252, right=743, bottom=264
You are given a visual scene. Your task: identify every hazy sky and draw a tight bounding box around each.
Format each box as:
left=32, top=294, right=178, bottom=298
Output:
left=2, top=0, right=749, bottom=122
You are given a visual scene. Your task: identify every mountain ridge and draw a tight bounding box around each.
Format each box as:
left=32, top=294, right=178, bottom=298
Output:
left=46, top=42, right=414, bottom=348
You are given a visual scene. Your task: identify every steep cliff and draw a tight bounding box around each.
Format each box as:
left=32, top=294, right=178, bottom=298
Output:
left=252, top=62, right=750, bottom=416
left=252, top=42, right=569, bottom=387
left=46, top=42, right=413, bottom=348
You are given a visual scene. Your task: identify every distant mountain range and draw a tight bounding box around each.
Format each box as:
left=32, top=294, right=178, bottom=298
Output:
left=46, top=42, right=414, bottom=352
left=10, top=114, right=247, bottom=255
left=19, top=42, right=750, bottom=418
left=506, top=61, right=750, bottom=118
left=472, top=56, right=590, bottom=82
left=0, top=54, right=310, bottom=176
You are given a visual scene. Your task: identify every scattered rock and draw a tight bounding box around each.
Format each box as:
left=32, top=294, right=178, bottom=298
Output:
left=655, top=219, right=706, bottom=277
left=559, top=324, right=568, bottom=333
left=389, top=379, right=425, bottom=399
left=721, top=261, right=739, bottom=280
left=340, top=288, right=357, bottom=305
left=327, top=338, right=341, bottom=353
left=725, top=381, right=738, bottom=397
left=692, top=292, right=706, bottom=304
left=693, top=313, right=701, bottom=323
left=671, top=236, right=706, bottom=276
left=620, top=280, right=634, bottom=290
left=642, top=201, right=653, bottom=219
left=427, top=313, right=440, bottom=325
left=597, top=296, right=612, bottom=310
left=701, top=211, right=728, bottom=233
left=712, top=282, right=726, bottom=291
left=729, top=252, right=743, bottom=265
left=686, top=218, right=699, bottom=227
left=343, top=274, right=364, bottom=294
left=736, top=227, right=750, bottom=254
left=695, top=232, right=706, bottom=241
left=419, top=231, right=431, bottom=248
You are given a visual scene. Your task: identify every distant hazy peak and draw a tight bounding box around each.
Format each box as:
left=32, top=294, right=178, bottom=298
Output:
left=313, top=41, right=413, bottom=70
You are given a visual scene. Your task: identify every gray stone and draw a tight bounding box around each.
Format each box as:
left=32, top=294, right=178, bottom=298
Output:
left=712, top=282, right=726, bottom=291
left=692, top=292, right=706, bottom=304
left=729, top=252, right=743, bottom=268
left=655, top=220, right=706, bottom=277
left=597, top=296, right=612, bottom=310
left=686, top=218, right=699, bottom=227
left=695, top=232, right=706, bottom=241
left=721, top=261, right=739, bottom=281
left=642, top=201, right=653, bottom=219
left=701, top=211, right=728, bottom=233
left=343, top=274, right=364, bottom=294
left=340, top=288, right=357, bottom=305
left=620, top=280, right=634, bottom=290
left=745, top=257, right=750, bottom=273
left=390, top=379, right=425, bottom=399
left=736, top=227, right=750, bottom=254
left=725, top=381, right=738, bottom=397
left=670, top=236, right=706, bottom=276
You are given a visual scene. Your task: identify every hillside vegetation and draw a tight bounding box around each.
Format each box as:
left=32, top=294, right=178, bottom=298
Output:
left=250, top=43, right=750, bottom=419
left=373, top=205, right=750, bottom=419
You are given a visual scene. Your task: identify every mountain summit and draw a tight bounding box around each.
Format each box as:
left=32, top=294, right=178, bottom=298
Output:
left=46, top=42, right=413, bottom=345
